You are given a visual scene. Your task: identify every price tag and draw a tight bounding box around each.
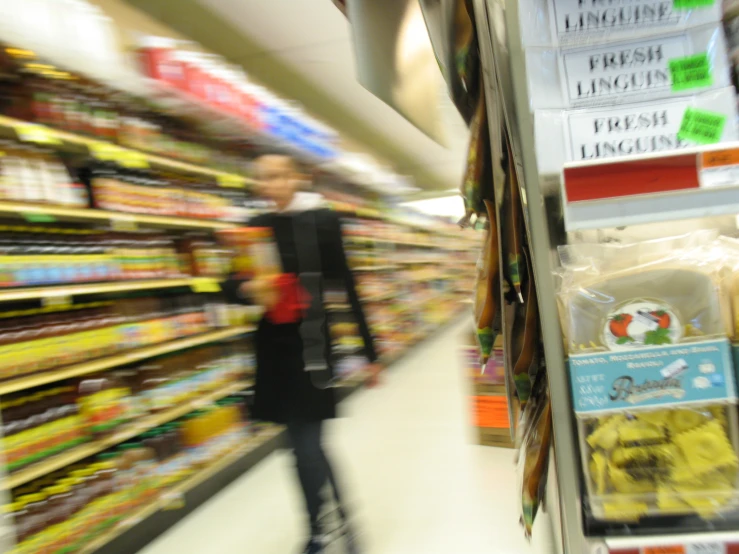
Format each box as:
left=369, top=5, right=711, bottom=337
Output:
left=160, top=491, right=185, bottom=511
left=190, top=278, right=221, bottom=293
left=669, top=54, right=713, bottom=92
left=89, top=141, right=124, bottom=162
left=22, top=212, right=56, bottom=223
left=42, top=294, right=72, bottom=309
left=217, top=174, right=247, bottom=189
left=15, top=123, right=61, bottom=145
left=699, top=148, right=739, bottom=188
left=118, top=150, right=149, bottom=169
left=687, top=543, right=725, bottom=554
left=642, top=544, right=725, bottom=554
left=677, top=108, right=726, bottom=145
left=110, top=214, right=138, bottom=232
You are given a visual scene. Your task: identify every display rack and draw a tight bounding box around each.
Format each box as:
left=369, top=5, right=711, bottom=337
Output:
left=0, top=115, right=255, bottom=190
left=472, top=0, right=739, bottom=551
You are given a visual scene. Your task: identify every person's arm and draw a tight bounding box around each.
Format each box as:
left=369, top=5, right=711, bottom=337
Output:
left=322, top=212, right=380, bottom=367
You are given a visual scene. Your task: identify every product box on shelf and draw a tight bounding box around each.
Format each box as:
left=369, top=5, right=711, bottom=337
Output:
left=518, top=0, right=722, bottom=47
left=559, top=232, right=739, bottom=523
left=525, top=25, right=730, bottom=110
left=570, top=339, right=738, bottom=521
left=534, top=86, right=739, bottom=180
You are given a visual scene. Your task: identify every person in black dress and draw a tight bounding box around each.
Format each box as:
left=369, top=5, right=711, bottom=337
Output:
left=225, top=154, right=381, bottom=554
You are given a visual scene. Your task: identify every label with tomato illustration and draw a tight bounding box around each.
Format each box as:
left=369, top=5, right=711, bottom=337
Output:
left=603, top=300, right=682, bottom=351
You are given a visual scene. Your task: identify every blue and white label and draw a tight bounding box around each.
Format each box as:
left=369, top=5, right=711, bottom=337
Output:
left=569, top=338, right=735, bottom=414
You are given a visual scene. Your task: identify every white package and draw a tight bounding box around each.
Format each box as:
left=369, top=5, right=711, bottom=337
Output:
left=519, top=0, right=723, bottom=47
left=526, top=25, right=730, bottom=110
left=534, top=86, right=738, bottom=178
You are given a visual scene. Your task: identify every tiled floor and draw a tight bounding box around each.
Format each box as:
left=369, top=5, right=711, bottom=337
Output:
left=141, top=318, right=556, bottom=554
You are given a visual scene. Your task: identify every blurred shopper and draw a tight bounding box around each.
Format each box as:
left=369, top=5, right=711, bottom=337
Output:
left=225, top=154, right=381, bottom=554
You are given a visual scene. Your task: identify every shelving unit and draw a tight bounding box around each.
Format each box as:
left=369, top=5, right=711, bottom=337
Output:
left=0, top=326, right=253, bottom=396
left=75, top=424, right=285, bottom=554
left=471, top=0, right=739, bottom=550
left=0, top=200, right=234, bottom=230
left=4, top=380, right=252, bottom=490
left=0, top=278, right=221, bottom=304
left=0, top=115, right=255, bottom=189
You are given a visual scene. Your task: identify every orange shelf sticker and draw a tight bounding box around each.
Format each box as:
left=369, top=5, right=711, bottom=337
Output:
left=642, top=546, right=685, bottom=554
left=701, top=148, right=739, bottom=169
left=473, top=395, right=509, bottom=429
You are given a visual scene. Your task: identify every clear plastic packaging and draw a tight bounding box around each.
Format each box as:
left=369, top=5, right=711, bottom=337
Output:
left=534, top=87, right=739, bottom=178
left=560, top=232, right=739, bottom=522
left=518, top=0, right=722, bottom=47
left=719, top=236, right=739, bottom=339
left=525, top=25, right=730, bottom=110
left=557, top=231, right=726, bottom=353
left=581, top=404, right=739, bottom=521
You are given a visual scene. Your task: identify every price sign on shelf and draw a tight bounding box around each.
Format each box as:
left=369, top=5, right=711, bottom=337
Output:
left=160, top=491, right=185, bottom=511
left=15, top=123, right=61, bottom=145
left=216, top=174, right=246, bottom=189
left=642, top=542, right=725, bottom=554
left=699, top=148, right=739, bottom=189
left=118, top=150, right=149, bottom=169
left=89, top=141, right=129, bottom=163
left=42, top=293, right=72, bottom=309
left=190, top=278, right=221, bottom=293
left=110, top=214, right=138, bottom=232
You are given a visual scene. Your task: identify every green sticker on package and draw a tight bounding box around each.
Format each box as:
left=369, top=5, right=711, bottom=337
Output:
left=669, top=54, right=713, bottom=92
left=674, top=0, right=714, bottom=9
left=677, top=107, right=726, bottom=145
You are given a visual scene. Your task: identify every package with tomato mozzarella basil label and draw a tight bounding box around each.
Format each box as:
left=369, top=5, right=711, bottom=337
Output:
left=557, top=231, right=739, bottom=523
left=718, top=236, right=739, bottom=340
left=525, top=25, right=730, bottom=111
left=555, top=229, right=725, bottom=351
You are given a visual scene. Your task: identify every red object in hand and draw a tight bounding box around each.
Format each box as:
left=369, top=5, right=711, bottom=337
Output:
left=266, top=274, right=311, bottom=324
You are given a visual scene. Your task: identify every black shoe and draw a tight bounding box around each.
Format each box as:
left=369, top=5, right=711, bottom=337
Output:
left=302, top=536, right=325, bottom=554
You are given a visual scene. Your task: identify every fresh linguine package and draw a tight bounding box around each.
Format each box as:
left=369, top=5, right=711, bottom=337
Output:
left=557, top=232, right=739, bottom=521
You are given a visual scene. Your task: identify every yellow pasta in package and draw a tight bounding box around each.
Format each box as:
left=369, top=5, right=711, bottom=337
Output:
left=582, top=405, right=739, bottom=522
left=561, top=233, right=739, bottom=524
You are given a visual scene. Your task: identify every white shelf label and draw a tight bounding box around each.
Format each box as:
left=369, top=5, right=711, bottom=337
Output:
left=699, top=148, right=739, bottom=188
left=687, top=543, right=725, bottom=554
left=641, top=542, right=725, bottom=554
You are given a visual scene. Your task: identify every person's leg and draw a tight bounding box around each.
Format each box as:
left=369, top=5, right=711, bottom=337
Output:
left=286, top=420, right=329, bottom=536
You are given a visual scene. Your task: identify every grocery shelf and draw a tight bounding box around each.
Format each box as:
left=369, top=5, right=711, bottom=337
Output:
left=351, top=265, right=397, bottom=272
left=77, top=424, right=284, bottom=554
left=3, top=380, right=252, bottom=490
left=604, top=531, right=739, bottom=553
left=0, top=115, right=256, bottom=188
left=0, top=200, right=234, bottom=230
left=564, top=184, right=739, bottom=231
left=0, top=277, right=219, bottom=304
left=0, top=325, right=254, bottom=396
left=562, top=143, right=739, bottom=231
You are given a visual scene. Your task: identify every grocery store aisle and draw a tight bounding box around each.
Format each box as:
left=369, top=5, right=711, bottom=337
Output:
left=141, top=317, right=555, bottom=554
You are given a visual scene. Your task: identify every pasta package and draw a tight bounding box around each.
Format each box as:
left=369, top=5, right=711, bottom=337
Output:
left=562, top=232, right=739, bottom=523
left=556, top=231, right=727, bottom=354
left=581, top=406, right=739, bottom=521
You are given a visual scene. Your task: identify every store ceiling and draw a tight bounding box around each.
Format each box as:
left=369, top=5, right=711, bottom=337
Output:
left=123, top=0, right=469, bottom=193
